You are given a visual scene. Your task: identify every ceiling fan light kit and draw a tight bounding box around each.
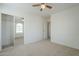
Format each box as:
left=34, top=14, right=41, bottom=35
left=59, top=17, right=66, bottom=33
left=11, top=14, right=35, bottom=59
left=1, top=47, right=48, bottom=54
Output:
left=40, top=4, right=46, bottom=11
left=32, top=3, right=52, bottom=11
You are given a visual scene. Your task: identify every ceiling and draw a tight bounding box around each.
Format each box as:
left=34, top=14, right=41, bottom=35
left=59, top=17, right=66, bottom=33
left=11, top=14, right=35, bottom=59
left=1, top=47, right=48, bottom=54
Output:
left=0, top=3, right=79, bottom=17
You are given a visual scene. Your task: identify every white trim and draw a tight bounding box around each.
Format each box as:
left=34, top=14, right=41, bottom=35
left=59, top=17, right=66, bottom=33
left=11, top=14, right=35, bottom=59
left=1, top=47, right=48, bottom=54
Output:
left=0, top=12, right=2, bottom=51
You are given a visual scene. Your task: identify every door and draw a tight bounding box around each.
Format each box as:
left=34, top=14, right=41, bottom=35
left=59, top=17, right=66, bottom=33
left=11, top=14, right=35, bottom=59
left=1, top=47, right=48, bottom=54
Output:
left=1, top=13, right=15, bottom=49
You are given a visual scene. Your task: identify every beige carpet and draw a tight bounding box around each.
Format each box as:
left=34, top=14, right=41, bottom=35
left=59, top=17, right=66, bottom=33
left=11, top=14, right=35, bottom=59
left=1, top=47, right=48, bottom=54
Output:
left=14, top=37, right=24, bottom=47
left=0, top=40, right=79, bottom=56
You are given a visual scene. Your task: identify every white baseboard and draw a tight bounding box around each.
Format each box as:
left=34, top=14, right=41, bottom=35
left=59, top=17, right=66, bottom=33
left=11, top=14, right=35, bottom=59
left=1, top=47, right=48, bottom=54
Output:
left=51, top=39, right=79, bottom=50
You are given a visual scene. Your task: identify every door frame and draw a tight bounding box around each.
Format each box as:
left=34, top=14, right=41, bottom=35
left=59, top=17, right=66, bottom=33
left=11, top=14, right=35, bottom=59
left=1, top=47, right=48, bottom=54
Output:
left=0, top=13, right=24, bottom=51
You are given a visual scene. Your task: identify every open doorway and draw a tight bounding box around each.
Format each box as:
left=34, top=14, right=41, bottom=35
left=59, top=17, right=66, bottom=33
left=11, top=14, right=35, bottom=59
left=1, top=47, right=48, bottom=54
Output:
left=14, top=16, right=24, bottom=47
left=47, top=21, right=51, bottom=40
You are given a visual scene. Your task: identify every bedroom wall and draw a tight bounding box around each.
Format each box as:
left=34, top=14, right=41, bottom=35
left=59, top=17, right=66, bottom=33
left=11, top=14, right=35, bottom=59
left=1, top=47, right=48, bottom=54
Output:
left=24, top=14, right=44, bottom=43
left=51, top=6, right=79, bottom=49
left=0, top=5, right=47, bottom=45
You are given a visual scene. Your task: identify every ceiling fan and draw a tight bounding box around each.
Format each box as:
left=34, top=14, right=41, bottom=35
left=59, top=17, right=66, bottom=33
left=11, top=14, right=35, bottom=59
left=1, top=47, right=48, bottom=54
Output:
left=32, top=3, right=52, bottom=11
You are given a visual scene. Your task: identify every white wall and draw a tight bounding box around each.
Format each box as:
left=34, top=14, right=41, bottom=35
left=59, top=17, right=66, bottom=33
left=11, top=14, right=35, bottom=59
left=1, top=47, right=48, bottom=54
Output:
left=24, top=14, right=44, bottom=43
left=51, top=6, right=79, bottom=49
left=0, top=6, right=47, bottom=45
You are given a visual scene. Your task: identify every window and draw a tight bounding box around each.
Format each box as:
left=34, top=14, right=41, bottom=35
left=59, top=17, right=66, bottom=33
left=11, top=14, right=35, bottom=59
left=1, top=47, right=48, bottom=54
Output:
left=16, top=23, right=23, bottom=33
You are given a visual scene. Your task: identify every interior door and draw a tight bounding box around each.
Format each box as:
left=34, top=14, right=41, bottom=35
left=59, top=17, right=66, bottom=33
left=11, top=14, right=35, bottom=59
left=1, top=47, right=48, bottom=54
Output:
left=1, top=13, right=15, bottom=49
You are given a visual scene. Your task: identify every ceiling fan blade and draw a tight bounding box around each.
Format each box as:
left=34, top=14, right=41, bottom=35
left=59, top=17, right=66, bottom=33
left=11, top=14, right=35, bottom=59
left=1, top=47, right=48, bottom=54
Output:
left=32, top=4, right=41, bottom=7
left=46, top=5, right=52, bottom=9
left=41, top=3, right=45, bottom=4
